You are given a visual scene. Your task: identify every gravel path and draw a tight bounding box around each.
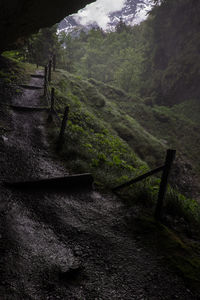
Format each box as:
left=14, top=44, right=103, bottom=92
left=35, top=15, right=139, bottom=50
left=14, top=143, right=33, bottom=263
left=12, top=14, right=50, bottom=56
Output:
left=0, top=72, right=199, bottom=299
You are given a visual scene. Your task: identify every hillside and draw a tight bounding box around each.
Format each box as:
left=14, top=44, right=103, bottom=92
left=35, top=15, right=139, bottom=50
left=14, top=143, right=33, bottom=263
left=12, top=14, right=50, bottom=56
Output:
left=49, top=69, right=200, bottom=201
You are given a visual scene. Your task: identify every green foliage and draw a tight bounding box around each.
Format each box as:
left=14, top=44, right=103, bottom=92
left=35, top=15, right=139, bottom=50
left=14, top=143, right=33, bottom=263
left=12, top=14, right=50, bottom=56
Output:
left=0, top=54, right=36, bottom=86
left=58, top=24, right=146, bottom=96
left=2, top=50, right=24, bottom=62
left=48, top=69, right=200, bottom=233
left=165, top=187, right=200, bottom=226
left=18, top=25, right=62, bottom=66
left=143, top=0, right=200, bottom=105
left=57, top=0, right=200, bottom=106
left=133, top=217, right=200, bottom=292
left=50, top=69, right=153, bottom=189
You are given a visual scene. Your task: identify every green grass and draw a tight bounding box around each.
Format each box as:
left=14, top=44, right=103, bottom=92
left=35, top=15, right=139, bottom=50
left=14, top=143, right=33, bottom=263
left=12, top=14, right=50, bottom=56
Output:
left=48, top=69, right=200, bottom=230
left=49, top=71, right=147, bottom=189
left=133, top=217, right=200, bottom=292
left=120, top=99, right=200, bottom=174
left=1, top=52, right=37, bottom=85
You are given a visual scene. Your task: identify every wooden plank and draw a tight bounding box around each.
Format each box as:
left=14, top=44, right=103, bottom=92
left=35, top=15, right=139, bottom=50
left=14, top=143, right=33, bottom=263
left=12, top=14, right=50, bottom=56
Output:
left=10, top=105, right=48, bottom=112
left=154, top=149, right=176, bottom=221
left=112, top=165, right=165, bottom=192
left=4, top=174, right=94, bottom=190
left=19, top=84, right=43, bottom=90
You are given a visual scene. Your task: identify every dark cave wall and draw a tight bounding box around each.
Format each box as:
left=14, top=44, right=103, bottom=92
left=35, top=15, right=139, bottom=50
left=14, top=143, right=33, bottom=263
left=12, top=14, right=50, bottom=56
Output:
left=0, top=0, right=95, bottom=52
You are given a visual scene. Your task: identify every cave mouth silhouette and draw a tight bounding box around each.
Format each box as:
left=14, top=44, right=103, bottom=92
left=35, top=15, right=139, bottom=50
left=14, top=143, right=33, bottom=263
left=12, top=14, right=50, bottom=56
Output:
left=0, top=0, right=95, bottom=52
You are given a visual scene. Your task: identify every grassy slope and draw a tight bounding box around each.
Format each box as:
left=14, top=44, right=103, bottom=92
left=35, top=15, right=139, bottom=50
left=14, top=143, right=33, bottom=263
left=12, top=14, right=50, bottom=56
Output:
left=49, top=69, right=200, bottom=292
left=51, top=69, right=200, bottom=178
left=51, top=70, right=166, bottom=166
left=49, top=69, right=200, bottom=221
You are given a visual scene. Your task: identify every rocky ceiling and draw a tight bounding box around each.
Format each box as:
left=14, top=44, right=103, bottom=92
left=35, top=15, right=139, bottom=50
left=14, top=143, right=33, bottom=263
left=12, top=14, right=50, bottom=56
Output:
left=0, top=0, right=95, bottom=52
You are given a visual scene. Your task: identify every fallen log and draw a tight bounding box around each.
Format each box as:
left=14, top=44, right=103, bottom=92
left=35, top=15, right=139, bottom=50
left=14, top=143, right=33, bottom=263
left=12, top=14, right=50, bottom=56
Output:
left=4, top=173, right=94, bottom=191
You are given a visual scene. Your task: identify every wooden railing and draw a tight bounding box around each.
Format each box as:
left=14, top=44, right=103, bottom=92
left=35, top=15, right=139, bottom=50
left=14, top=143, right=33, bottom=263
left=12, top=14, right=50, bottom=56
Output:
left=43, top=56, right=69, bottom=151
left=112, top=149, right=176, bottom=221
left=43, top=56, right=177, bottom=222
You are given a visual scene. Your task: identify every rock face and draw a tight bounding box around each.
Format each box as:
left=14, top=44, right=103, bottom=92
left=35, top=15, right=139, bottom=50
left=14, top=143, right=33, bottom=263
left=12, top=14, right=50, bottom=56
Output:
left=0, top=0, right=94, bottom=52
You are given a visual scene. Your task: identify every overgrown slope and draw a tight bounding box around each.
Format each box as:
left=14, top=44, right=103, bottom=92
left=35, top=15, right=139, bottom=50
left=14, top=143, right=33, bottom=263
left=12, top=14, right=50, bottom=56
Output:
left=50, top=70, right=166, bottom=184
left=49, top=70, right=200, bottom=198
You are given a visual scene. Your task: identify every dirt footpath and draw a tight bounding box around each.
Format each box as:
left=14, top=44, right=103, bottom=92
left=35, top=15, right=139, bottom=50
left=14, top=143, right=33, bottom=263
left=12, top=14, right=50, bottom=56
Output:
left=0, top=72, right=199, bottom=299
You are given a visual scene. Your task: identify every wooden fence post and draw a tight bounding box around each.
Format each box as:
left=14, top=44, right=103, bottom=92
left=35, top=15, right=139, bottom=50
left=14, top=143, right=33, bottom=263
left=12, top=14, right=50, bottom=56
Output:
left=154, top=149, right=176, bottom=221
left=47, top=88, right=55, bottom=122
left=48, top=60, right=52, bottom=82
left=53, top=54, right=56, bottom=71
left=50, top=88, right=55, bottom=113
left=57, top=106, right=69, bottom=151
left=44, top=66, right=48, bottom=97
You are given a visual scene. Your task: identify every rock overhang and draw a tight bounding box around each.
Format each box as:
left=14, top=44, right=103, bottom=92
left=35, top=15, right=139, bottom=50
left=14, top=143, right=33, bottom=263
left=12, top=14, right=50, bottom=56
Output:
left=0, top=0, right=95, bottom=52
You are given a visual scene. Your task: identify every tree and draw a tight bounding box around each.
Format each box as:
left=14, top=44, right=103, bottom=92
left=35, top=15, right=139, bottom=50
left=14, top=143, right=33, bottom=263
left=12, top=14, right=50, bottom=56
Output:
left=21, top=25, right=61, bottom=66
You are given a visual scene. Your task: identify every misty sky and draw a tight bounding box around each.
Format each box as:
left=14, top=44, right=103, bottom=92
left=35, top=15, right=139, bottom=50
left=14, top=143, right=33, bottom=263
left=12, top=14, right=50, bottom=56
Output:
left=74, top=0, right=126, bottom=30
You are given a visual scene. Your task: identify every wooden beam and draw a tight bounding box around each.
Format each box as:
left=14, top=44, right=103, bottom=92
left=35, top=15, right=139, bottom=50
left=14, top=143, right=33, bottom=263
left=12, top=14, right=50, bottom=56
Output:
left=4, top=174, right=94, bottom=190
left=112, top=165, right=165, bottom=192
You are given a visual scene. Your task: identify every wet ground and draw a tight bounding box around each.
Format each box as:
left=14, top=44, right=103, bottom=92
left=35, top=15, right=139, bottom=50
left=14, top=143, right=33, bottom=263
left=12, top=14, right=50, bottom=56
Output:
left=0, top=72, right=199, bottom=299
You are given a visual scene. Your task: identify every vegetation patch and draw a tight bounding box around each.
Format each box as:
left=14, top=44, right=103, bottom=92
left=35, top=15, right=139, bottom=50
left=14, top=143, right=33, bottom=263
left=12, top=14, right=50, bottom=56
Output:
left=47, top=70, right=200, bottom=234
left=132, top=217, right=200, bottom=292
